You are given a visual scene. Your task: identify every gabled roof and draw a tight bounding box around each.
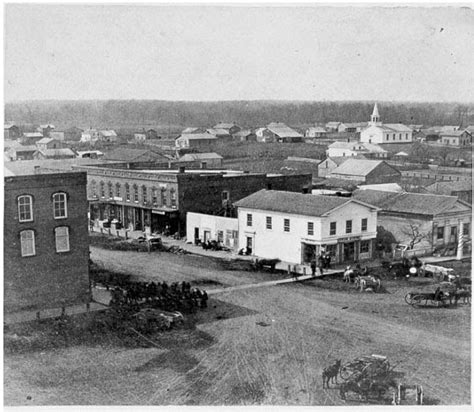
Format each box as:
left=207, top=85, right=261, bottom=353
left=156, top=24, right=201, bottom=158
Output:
left=352, top=189, right=470, bottom=216
left=207, top=128, right=230, bottom=136
left=99, top=130, right=117, bottom=137
left=328, top=141, right=387, bottom=153
left=340, top=122, right=368, bottom=128
left=177, top=133, right=218, bottom=141
left=395, top=151, right=409, bottom=156
left=23, top=132, right=43, bottom=138
left=425, top=180, right=473, bottom=195
left=383, top=123, right=412, bottom=133
left=440, top=130, right=470, bottom=137
left=13, top=145, right=37, bottom=152
left=266, top=123, right=303, bottom=138
left=4, top=123, right=17, bottom=129
left=312, top=177, right=362, bottom=190
left=235, top=190, right=374, bottom=217
left=179, top=153, right=223, bottom=161
left=326, top=122, right=341, bottom=127
left=103, top=148, right=168, bottom=162
left=39, top=124, right=55, bottom=129
left=357, top=183, right=402, bottom=193
left=182, top=127, right=205, bottom=134
left=37, top=137, right=55, bottom=145
left=36, top=148, right=76, bottom=157
left=331, top=159, right=398, bottom=177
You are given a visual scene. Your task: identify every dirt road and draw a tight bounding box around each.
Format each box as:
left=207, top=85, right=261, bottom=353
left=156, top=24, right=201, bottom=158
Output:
left=4, top=247, right=471, bottom=405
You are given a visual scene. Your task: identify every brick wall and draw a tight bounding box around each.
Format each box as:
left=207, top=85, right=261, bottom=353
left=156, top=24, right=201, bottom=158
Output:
left=4, top=172, right=91, bottom=313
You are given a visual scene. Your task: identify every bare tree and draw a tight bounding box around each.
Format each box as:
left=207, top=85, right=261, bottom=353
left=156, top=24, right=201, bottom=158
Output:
left=400, top=223, right=432, bottom=250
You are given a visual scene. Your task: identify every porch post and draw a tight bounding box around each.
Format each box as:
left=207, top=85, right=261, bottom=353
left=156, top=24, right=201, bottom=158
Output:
left=456, top=221, right=464, bottom=260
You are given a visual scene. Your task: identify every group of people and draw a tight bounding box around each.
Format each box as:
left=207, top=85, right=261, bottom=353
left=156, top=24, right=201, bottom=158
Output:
left=110, top=280, right=209, bottom=312
left=310, top=252, right=332, bottom=276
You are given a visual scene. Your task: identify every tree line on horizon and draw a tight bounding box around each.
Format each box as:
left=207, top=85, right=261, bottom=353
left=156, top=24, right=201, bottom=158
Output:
left=4, top=100, right=473, bottom=131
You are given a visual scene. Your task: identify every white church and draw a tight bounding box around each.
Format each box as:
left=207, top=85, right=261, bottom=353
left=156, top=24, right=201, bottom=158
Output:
left=360, top=103, right=413, bottom=144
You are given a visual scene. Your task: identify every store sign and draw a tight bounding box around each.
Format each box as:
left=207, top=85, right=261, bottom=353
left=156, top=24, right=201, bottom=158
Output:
left=114, top=196, right=123, bottom=201
left=337, top=236, right=361, bottom=243
left=152, top=210, right=166, bottom=215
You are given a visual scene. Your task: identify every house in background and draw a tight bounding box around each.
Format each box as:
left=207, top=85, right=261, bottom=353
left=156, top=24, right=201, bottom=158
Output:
left=175, top=133, right=218, bottom=149
left=102, top=147, right=170, bottom=163
left=146, top=129, right=160, bottom=140
left=213, top=123, right=241, bottom=135
left=360, top=103, right=413, bottom=144
left=4, top=123, right=20, bottom=140
left=234, top=189, right=379, bottom=265
left=49, top=131, right=65, bottom=141
left=425, top=180, right=472, bottom=204
left=81, top=129, right=99, bottom=143
left=7, top=144, right=38, bottom=161
left=21, top=132, right=44, bottom=145
left=352, top=189, right=472, bottom=257
left=36, top=137, right=62, bottom=151
left=255, top=123, right=303, bottom=143
left=206, top=128, right=232, bottom=140
left=326, top=141, right=388, bottom=158
left=440, top=130, right=471, bottom=147
left=98, top=130, right=118, bottom=143
left=317, top=156, right=355, bottom=178
left=64, top=126, right=84, bottom=142
left=233, top=129, right=257, bottom=142
left=328, top=158, right=401, bottom=185
left=33, top=148, right=77, bottom=160
left=178, top=152, right=223, bottom=168
left=181, top=127, right=208, bottom=134
left=134, top=133, right=147, bottom=143
left=325, top=122, right=341, bottom=132
left=305, top=126, right=328, bottom=139
left=3, top=168, right=91, bottom=313
left=37, top=124, right=55, bottom=138
left=337, top=122, right=367, bottom=133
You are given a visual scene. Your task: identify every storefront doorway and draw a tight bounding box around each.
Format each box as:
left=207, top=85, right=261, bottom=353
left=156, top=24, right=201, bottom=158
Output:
left=343, top=242, right=355, bottom=262
left=302, top=243, right=317, bottom=264
left=246, top=236, right=253, bottom=254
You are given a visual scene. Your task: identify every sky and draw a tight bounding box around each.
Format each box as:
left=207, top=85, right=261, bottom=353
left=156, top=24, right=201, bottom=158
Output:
left=4, top=4, right=474, bottom=102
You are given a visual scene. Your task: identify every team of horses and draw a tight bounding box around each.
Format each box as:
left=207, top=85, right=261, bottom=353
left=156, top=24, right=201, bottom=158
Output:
left=343, top=266, right=382, bottom=292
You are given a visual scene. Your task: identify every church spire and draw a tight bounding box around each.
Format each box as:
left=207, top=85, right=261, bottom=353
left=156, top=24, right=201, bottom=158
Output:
left=370, top=103, right=381, bottom=125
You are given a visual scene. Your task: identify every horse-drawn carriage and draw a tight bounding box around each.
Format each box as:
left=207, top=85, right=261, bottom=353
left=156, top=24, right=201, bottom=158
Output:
left=405, top=281, right=471, bottom=307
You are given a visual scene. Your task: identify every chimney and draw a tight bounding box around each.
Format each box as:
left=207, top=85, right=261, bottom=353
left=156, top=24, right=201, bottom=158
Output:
left=179, top=166, right=186, bottom=173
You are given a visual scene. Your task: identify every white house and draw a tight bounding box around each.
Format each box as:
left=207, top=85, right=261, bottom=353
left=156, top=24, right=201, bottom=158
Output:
left=360, top=103, right=413, bottom=144
left=186, top=212, right=239, bottom=249
left=234, top=190, right=379, bottom=265
left=326, top=141, right=388, bottom=158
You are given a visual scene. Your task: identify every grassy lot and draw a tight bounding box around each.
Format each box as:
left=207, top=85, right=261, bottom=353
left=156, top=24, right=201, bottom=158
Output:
left=4, top=248, right=471, bottom=406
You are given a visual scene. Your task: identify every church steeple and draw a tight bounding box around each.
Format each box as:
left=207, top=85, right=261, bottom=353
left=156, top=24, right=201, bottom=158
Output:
left=370, top=103, right=381, bottom=126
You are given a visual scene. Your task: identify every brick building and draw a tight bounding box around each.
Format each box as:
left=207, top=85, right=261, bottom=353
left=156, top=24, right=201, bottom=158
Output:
left=4, top=170, right=91, bottom=313
left=73, top=165, right=312, bottom=236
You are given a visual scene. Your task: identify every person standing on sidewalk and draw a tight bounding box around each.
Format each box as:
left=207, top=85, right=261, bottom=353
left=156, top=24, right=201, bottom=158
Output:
left=310, top=259, right=317, bottom=277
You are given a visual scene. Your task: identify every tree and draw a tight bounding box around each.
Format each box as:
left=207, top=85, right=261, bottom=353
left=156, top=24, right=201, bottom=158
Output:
left=376, top=226, right=397, bottom=253
left=400, top=223, right=432, bottom=250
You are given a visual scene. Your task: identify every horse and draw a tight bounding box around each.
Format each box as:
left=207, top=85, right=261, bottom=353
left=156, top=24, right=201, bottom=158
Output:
left=322, top=359, right=342, bottom=388
left=355, top=275, right=381, bottom=292
left=343, top=268, right=356, bottom=283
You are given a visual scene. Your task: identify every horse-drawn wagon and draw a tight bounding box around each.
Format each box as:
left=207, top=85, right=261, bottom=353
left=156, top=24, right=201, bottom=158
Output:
left=340, top=354, right=390, bottom=381
left=405, top=281, right=471, bottom=307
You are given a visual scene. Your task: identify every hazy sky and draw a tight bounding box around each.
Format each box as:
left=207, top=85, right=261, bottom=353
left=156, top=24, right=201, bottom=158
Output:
left=4, top=4, right=474, bottom=102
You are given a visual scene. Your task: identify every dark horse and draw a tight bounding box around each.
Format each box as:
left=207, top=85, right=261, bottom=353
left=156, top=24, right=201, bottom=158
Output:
left=322, top=359, right=342, bottom=388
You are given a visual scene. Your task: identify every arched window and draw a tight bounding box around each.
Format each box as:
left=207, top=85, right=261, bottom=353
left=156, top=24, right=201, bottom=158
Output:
left=142, top=185, right=147, bottom=203
left=152, top=187, right=158, bottom=205
left=55, top=226, right=70, bottom=252
left=115, top=183, right=121, bottom=197
left=108, top=182, right=113, bottom=198
left=133, top=184, right=139, bottom=202
left=161, top=187, right=166, bottom=205
left=18, top=195, right=33, bottom=222
left=170, top=189, right=177, bottom=207
left=52, top=192, right=68, bottom=219
left=91, top=180, right=97, bottom=197
left=20, top=230, right=35, bottom=256
left=125, top=183, right=130, bottom=201
left=100, top=181, right=105, bottom=198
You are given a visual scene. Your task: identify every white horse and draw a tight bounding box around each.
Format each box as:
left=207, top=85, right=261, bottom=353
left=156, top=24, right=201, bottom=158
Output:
left=343, top=267, right=356, bottom=283
left=355, top=275, right=381, bottom=292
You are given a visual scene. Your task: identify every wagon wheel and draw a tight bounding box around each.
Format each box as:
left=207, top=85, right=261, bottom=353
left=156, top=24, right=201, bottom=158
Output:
left=404, top=293, right=416, bottom=306
left=340, top=364, right=355, bottom=380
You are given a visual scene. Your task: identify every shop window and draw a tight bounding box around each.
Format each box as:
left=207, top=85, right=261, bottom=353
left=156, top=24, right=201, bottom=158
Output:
left=361, top=218, right=368, bottom=232
left=266, top=216, right=272, bottom=230
left=53, top=192, right=67, bottom=219
left=346, top=220, right=352, bottom=234
left=20, top=230, right=36, bottom=257
left=307, top=221, right=314, bottom=236
left=284, top=218, right=290, bottom=232
left=360, top=240, right=370, bottom=254
left=330, top=221, right=336, bottom=236
left=55, top=226, right=70, bottom=253
left=247, top=213, right=253, bottom=227
left=463, top=223, right=470, bottom=236
left=18, top=195, right=33, bottom=222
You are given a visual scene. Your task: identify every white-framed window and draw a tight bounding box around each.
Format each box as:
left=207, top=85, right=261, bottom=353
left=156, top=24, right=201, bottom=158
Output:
left=170, top=189, right=177, bottom=207
left=346, top=220, right=352, bottom=234
left=115, top=183, right=121, bottom=197
left=266, top=216, right=272, bottom=230
left=284, top=218, right=290, bottom=232
left=361, top=218, right=368, bottom=232
left=100, top=181, right=105, bottom=198
left=91, top=180, right=97, bottom=197
left=20, top=230, right=35, bottom=257
left=108, top=182, right=113, bottom=198
left=329, top=221, right=336, bottom=236
left=360, top=240, right=370, bottom=254
left=161, top=188, right=166, bottom=205
left=142, top=185, right=148, bottom=203
left=247, top=213, right=253, bottom=227
left=18, top=195, right=33, bottom=222
left=53, top=192, right=67, bottom=219
left=125, top=183, right=130, bottom=201
left=152, top=187, right=158, bottom=205
left=133, top=184, right=139, bottom=202
left=55, top=226, right=70, bottom=252
left=307, top=221, right=314, bottom=236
